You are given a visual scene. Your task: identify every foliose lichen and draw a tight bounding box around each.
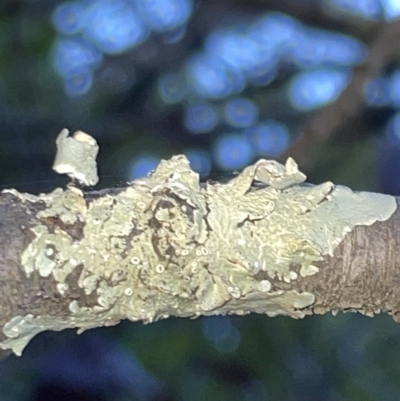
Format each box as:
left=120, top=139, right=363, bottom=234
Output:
left=0, top=135, right=397, bottom=355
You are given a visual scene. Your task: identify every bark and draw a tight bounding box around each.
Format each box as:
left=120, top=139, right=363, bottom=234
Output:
left=0, top=154, right=399, bottom=357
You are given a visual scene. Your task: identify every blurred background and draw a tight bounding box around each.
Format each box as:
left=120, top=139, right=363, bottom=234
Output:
left=1, top=0, right=400, bottom=400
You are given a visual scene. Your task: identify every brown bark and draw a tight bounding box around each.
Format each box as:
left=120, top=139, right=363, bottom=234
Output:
left=298, top=199, right=400, bottom=320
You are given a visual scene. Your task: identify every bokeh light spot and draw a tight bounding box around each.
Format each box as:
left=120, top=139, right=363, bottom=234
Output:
left=213, top=134, right=253, bottom=170
left=246, top=62, right=277, bottom=86
left=246, top=121, right=290, bottom=156
left=157, top=72, right=188, bottom=104
left=293, top=29, right=367, bottom=68
left=137, top=0, right=193, bottom=32
left=223, top=97, right=258, bottom=128
left=63, top=70, right=93, bottom=96
left=249, top=12, right=302, bottom=57
left=185, top=54, right=244, bottom=99
left=381, top=0, right=400, bottom=20
left=206, top=29, right=263, bottom=75
left=289, top=68, right=351, bottom=111
left=129, top=155, right=160, bottom=179
left=83, top=0, right=148, bottom=54
left=52, top=1, right=85, bottom=35
left=52, top=37, right=103, bottom=78
left=183, top=103, right=219, bottom=134
left=185, top=150, right=211, bottom=176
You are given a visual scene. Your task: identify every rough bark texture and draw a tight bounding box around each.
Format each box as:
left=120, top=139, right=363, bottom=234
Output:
left=0, top=154, right=398, bottom=356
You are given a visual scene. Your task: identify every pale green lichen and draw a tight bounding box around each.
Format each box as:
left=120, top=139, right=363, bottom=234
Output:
left=21, top=225, right=73, bottom=278
left=204, top=158, right=396, bottom=282
left=0, top=147, right=397, bottom=356
left=37, top=187, right=86, bottom=224
left=0, top=307, right=122, bottom=356
left=52, top=129, right=99, bottom=187
left=1, top=316, right=40, bottom=356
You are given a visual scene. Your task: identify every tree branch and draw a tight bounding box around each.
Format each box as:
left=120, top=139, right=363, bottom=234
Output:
left=0, top=133, right=398, bottom=356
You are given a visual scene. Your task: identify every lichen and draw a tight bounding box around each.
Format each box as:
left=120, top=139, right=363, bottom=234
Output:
left=204, top=158, right=396, bottom=283
left=52, top=128, right=99, bottom=187
left=1, top=145, right=397, bottom=355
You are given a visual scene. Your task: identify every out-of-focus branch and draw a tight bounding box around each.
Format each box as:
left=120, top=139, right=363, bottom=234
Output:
left=282, top=20, right=400, bottom=171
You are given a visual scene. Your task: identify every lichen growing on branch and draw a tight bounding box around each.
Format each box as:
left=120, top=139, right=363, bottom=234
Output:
left=0, top=129, right=396, bottom=355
